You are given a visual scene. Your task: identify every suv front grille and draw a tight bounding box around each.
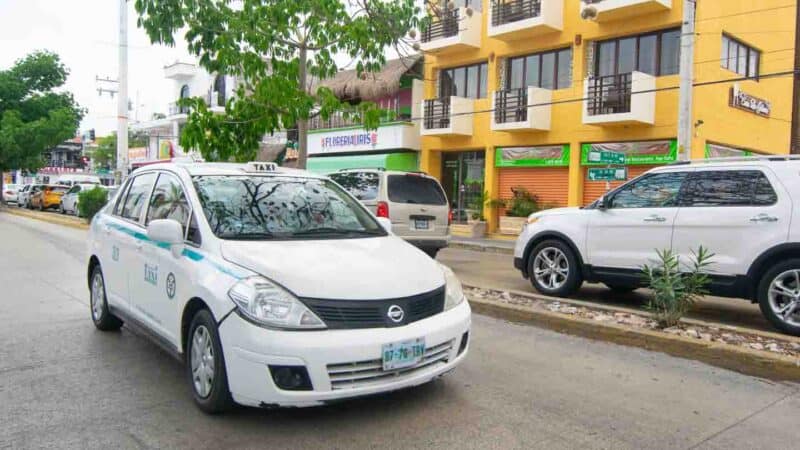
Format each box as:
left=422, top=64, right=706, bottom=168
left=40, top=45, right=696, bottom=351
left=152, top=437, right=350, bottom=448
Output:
left=326, top=340, right=454, bottom=390
left=301, top=287, right=445, bottom=329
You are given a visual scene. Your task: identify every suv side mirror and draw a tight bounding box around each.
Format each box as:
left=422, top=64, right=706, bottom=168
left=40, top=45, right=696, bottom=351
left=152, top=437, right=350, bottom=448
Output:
left=148, top=219, right=185, bottom=257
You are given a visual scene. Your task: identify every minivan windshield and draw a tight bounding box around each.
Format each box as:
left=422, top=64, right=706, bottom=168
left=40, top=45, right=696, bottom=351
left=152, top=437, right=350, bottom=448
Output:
left=387, top=175, right=447, bottom=205
left=193, top=175, right=387, bottom=240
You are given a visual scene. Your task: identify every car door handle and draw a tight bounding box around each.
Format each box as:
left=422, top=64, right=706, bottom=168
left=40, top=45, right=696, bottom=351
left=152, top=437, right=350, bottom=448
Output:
left=750, top=214, right=779, bottom=223
left=643, top=215, right=667, bottom=223
left=135, top=241, right=144, bottom=252
left=104, top=226, right=111, bottom=235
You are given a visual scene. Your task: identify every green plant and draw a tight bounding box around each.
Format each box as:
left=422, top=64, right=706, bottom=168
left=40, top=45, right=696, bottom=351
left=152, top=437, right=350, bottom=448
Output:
left=641, top=246, right=714, bottom=328
left=467, top=187, right=487, bottom=221
left=489, top=187, right=543, bottom=217
left=78, top=187, right=109, bottom=221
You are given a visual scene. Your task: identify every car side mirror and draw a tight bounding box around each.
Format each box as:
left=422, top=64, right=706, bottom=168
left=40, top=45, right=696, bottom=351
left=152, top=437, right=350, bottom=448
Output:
left=597, top=195, right=608, bottom=210
left=376, top=217, right=392, bottom=233
left=147, top=219, right=184, bottom=257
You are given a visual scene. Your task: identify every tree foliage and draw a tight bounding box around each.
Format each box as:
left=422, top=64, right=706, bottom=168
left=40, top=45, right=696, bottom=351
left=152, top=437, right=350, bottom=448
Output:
left=93, top=132, right=148, bottom=170
left=0, top=51, right=84, bottom=201
left=134, top=0, right=420, bottom=167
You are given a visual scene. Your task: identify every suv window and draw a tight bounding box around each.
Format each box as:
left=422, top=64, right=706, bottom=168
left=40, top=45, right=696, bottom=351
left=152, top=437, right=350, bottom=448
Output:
left=146, top=173, right=191, bottom=230
left=387, top=175, right=447, bottom=205
left=120, top=173, right=157, bottom=222
left=329, top=172, right=380, bottom=201
left=610, top=172, right=687, bottom=209
left=681, top=170, right=777, bottom=207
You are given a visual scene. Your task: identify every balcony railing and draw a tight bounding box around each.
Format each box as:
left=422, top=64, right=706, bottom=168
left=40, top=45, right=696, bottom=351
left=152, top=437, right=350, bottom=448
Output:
left=491, top=0, right=541, bottom=26
left=423, top=98, right=451, bottom=130
left=586, top=73, right=633, bottom=116
left=309, top=104, right=409, bottom=131
left=494, top=88, right=528, bottom=124
left=421, top=9, right=459, bottom=43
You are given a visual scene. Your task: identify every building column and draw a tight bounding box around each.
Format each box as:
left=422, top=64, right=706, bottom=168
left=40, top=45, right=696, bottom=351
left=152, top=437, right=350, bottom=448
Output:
left=483, top=145, right=499, bottom=233
left=690, top=135, right=706, bottom=160
left=567, top=141, right=584, bottom=207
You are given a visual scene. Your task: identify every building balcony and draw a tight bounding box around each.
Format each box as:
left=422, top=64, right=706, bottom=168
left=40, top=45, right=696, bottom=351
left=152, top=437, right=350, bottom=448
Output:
left=164, top=62, right=197, bottom=80
left=488, top=0, right=562, bottom=40
left=421, top=97, right=473, bottom=137
left=580, top=0, right=671, bottom=23
left=420, top=7, right=482, bottom=54
left=583, top=72, right=655, bottom=126
left=491, top=87, right=552, bottom=132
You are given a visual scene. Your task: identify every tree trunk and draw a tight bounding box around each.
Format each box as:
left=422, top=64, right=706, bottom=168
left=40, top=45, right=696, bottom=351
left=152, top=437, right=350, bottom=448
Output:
left=0, top=169, right=5, bottom=207
left=297, top=46, right=308, bottom=170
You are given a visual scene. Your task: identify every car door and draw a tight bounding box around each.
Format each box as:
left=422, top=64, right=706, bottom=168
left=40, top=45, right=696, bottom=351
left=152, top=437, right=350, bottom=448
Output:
left=100, top=179, right=135, bottom=308
left=672, top=168, right=791, bottom=276
left=65, top=185, right=79, bottom=212
left=586, top=170, right=690, bottom=270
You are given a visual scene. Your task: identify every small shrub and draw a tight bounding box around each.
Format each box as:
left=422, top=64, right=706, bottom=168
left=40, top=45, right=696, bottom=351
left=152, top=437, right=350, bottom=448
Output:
left=641, top=246, right=714, bottom=328
left=489, top=187, right=544, bottom=217
left=78, top=187, right=109, bottom=221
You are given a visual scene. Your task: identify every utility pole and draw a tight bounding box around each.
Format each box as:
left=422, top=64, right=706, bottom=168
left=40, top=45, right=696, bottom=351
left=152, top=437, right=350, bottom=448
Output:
left=791, top=0, right=800, bottom=153
left=677, top=0, right=696, bottom=161
left=117, top=0, right=129, bottom=185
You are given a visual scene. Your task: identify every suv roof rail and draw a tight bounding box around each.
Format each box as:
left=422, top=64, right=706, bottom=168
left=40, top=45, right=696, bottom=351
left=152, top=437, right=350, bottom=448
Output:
left=337, top=167, right=385, bottom=171
left=668, top=155, right=800, bottom=165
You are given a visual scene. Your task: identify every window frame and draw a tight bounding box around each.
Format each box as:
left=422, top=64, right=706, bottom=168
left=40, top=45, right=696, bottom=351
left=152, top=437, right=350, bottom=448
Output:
left=117, top=172, right=159, bottom=225
left=594, top=28, right=682, bottom=77
left=679, top=169, right=778, bottom=208
left=143, top=170, right=202, bottom=246
left=721, top=34, right=761, bottom=80
left=439, top=61, right=489, bottom=99
left=506, top=47, right=573, bottom=91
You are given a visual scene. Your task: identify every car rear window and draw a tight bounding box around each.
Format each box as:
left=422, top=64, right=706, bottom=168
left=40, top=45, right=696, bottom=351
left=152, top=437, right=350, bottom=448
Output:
left=387, top=175, right=447, bottom=205
left=329, top=172, right=380, bottom=201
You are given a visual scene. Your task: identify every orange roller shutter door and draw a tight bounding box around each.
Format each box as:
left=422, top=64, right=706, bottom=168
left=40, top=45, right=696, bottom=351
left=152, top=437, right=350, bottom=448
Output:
left=497, top=167, right=570, bottom=207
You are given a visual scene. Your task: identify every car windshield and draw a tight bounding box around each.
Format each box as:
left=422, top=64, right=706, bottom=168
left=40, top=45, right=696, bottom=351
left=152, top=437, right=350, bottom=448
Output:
left=193, top=175, right=387, bottom=240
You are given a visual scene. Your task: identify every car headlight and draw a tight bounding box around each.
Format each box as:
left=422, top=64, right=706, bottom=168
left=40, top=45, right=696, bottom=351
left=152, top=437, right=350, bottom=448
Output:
left=228, top=276, right=326, bottom=330
left=440, top=264, right=465, bottom=310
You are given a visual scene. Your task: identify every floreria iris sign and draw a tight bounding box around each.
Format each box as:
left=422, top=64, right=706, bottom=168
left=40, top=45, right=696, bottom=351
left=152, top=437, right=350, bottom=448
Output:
left=321, top=132, right=379, bottom=149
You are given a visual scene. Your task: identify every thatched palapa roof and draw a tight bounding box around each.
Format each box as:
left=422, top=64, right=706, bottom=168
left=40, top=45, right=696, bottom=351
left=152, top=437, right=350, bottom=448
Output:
left=316, top=55, right=423, bottom=101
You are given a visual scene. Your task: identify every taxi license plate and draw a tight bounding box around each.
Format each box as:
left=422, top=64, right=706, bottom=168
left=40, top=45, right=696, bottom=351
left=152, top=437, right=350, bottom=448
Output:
left=382, top=338, right=425, bottom=371
left=414, top=219, right=429, bottom=230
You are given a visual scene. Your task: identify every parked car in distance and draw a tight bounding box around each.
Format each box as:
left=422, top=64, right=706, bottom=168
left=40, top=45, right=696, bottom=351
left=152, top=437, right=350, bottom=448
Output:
left=21, top=184, right=44, bottom=209
left=60, top=183, right=105, bottom=216
left=30, top=185, right=69, bottom=211
left=514, top=156, right=800, bottom=336
left=54, top=174, right=102, bottom=187
left=330, top=169, right=450, bottom=258
left=2, top=184, right=19, bottom=204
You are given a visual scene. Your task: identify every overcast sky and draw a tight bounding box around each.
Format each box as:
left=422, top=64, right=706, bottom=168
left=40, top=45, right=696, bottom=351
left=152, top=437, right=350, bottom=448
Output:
left=0, top=0, right=191, bottom=137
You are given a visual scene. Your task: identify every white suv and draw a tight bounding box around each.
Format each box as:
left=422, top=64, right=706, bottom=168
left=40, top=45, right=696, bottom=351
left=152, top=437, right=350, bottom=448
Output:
left=86, top=161, right=471, bottom=413
left=514, top=156, right=800, bottom=336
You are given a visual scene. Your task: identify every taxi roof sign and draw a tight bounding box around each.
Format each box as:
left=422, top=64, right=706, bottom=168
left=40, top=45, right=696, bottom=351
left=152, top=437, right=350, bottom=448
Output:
left=245, top=162, right=278, bottom=172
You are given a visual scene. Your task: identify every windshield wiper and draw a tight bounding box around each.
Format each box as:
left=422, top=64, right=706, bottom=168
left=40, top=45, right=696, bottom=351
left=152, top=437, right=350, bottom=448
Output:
left=291, top=227, right=383, bottom=236
left=220, top=232, right=275, bottom=240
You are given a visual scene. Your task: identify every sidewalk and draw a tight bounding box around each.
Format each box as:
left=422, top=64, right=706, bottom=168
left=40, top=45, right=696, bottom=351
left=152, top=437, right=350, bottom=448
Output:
left=449, top=236, right=516, bottom=255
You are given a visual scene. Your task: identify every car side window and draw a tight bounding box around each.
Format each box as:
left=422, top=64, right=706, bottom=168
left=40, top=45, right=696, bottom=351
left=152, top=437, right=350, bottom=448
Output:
left=186, top=213, right=202, bottom=246
left=120, top=173, right=157, bottom=223
left=681, top=170, right=777, bottom=207
left=146, top=173, right=191, bottom=231
left=329, top=172, right=380, bottom=201
left=112, top=180, right=132, bottom=216
left=609, top=172, right=688, bottom=209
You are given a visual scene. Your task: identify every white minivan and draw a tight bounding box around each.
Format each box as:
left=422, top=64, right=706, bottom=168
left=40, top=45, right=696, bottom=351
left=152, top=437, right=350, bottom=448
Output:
left=86, top=161, right=471, bottom=413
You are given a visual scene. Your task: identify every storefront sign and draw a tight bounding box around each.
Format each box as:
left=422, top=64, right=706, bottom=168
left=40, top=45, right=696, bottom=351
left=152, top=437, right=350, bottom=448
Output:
left=495, top=145, right=570, bottom=167
left=705, top=143, right=753, bottom=158
left=587, top=150, right=625, bottom=165
left=581, top=140, right=677, bottom=165
left=308, top=122, right=419, bottom=155
left=128, top=147, right=148, bottom=163
left=730, top=85, right=770, bottom=117
left=321, top=132, right=379, bottom=149
left=158, top=141, right=174, bottom=160
left=587, top=167, right=628, bottom=181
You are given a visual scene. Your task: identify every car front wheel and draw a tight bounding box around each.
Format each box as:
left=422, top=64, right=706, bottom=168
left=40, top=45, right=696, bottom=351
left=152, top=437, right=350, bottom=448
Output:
left=90, top=265, right=123, bottom=331
left=757, top=260, right=800, bottom=336
left=528, top=239, right=582, bottom=297
left=186, top=309, right=234, bottom=414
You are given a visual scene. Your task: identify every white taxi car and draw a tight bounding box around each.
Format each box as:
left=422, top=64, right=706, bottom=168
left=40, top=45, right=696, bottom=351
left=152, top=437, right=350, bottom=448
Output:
left=86, top=161, right=471, bottom=413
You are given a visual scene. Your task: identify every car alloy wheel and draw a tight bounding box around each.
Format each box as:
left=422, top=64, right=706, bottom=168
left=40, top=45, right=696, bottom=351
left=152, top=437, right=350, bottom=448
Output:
left=91, top=270, right=105, bottom=322
left=533, top=247, right=569, bottom=290
left=190, top=325, right=215, bottom=399
left=767, top=269, right=800, bottom=327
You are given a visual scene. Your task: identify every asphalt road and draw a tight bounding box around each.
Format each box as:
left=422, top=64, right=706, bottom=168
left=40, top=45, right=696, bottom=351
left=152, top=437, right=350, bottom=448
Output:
left=1, top=212, right=799, bottom=449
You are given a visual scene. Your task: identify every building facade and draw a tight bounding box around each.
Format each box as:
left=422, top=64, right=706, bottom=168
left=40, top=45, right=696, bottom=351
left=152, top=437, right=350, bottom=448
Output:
left=419, top=0, right=796, bottom=234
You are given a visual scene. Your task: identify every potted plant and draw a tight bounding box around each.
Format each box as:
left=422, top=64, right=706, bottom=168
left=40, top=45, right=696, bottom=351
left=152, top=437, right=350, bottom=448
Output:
left=450, top=183, right=488, bottom=238
left=492, top=187, right=542, bottom=235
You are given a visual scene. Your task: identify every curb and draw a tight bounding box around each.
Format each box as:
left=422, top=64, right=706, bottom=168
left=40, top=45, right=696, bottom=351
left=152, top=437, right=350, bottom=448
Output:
left=468, top=296, right=800, bottom=382
left=449, top=241, right=514, bottom=255
left=2, top=207, right=89, bottom=230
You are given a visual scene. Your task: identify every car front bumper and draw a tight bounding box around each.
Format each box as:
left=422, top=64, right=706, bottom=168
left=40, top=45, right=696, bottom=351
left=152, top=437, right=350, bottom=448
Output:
left=218, top=299, right=471, bottom=408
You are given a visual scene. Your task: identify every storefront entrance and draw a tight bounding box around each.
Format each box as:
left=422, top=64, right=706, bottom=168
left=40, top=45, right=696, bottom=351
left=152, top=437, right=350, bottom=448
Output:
left=441, top=151, right=485, bottom=224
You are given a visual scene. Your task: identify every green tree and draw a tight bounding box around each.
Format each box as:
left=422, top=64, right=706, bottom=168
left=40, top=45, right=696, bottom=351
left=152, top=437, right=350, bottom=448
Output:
left=92, top=132, right=148, bottom=170
left=0, top=51, right=83, bottom=204
left=134, top=0, right=419, bottom=168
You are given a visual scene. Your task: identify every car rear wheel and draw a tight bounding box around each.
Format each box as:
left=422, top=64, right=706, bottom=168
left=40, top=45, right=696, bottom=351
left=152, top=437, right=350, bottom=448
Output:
left=186, top=309, right=234, bottom=414
left=528, top=240, right=582, bottom=297
left=90, top=265, right=123, bottom=331
left=757, top=260, right=800, bottom=336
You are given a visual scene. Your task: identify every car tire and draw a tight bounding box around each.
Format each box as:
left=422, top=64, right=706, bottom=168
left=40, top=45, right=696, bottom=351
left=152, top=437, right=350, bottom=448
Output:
left=757, top=259, right=800, bottom=336
left=527, top=239, right=583, bottom=297
left=90, top=265, right=124, bottom=331
left=186, top=309, right=234, bottom=414
left=604, top=284, right=638, bottom=293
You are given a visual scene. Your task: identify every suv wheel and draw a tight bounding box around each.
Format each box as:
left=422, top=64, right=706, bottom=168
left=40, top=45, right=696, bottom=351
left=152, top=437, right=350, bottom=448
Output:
left=757, top=260, right=800, bottom=336
left=186, top=309, right=234, bottom=414
left=90, top=265, right=124, bottom=331
left=528, top=240, right=582, bottom=297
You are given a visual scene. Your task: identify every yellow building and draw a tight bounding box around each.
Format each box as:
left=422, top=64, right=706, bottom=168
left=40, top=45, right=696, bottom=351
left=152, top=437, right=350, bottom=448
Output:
left=418, top=0, right=796, bottom=235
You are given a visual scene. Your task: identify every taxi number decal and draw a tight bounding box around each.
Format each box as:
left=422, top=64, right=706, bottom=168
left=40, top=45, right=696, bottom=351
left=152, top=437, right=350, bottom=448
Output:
left=144, top=264, right=158, bottom=286
left=112, top=246, right=119, bottom=262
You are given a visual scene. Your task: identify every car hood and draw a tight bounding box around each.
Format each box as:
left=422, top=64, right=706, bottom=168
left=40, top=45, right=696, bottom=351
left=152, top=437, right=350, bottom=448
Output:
left=533, top=207, right=583, bottom=218
left=220, top=236, right=445, bottom=300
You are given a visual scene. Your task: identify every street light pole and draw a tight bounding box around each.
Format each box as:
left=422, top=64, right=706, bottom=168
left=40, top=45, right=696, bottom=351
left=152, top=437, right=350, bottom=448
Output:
left=116, top=0, right=129, bottom=185
left=677, top=0, right=696, bottom=161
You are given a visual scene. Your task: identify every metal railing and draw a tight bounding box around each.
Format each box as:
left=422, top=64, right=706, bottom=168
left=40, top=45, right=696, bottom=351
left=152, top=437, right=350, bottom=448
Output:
left=586, top=73, right=633, bottom=116
left=491, top=0, right=541, bottom=26
left=423, top=98, right=452, bottom=130
left=494, top=88, right=528, bottom=124
left=421, top=9, right=460, bottom=43
left=308, top=104, right=410, bottom=131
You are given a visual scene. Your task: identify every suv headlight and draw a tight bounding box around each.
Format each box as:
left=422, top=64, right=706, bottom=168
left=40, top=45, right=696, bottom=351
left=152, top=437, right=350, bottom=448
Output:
left=440, top=264, right=465, bottom=310
left=228, top=276, right=326, bottom=330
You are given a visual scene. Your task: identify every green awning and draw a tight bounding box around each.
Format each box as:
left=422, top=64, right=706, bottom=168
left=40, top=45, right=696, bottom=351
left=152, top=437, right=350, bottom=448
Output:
left=307, top=152, right=419, bottom=174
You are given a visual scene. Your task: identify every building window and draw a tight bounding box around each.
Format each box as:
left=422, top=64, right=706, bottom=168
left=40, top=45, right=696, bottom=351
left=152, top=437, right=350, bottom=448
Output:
left=507, top=48, right=572, bottom=91
left=595, top=28, right=681, bottom=77
left=440, top=62, right=489, bottom=99
left=179, top=84, right=190, bottom=114
left=721, top=35, right=760, bottom=79
left=437, top=0, right=482, bottom=12
left=213, top=75, right=226, bottom=106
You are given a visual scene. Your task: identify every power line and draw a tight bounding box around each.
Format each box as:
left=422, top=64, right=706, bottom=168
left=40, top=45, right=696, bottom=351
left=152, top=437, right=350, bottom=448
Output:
left=696, top=4, right=796, bottom=22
